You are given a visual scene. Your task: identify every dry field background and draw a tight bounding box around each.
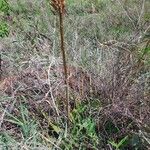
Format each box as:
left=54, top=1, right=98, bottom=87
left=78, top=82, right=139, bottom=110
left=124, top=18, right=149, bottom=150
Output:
left=0, top=0, right=150, bottom=149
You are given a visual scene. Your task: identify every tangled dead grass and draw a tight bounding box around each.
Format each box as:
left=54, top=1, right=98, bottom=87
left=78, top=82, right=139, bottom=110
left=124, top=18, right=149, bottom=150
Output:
left=0, top=0, right=150, bottom=148
left=0, top=64, right=94, bottom=98
left=0, top=41, right=150, bottom=140
left=0, top=41, right=149, bottom=148
left=0, top=62, right=96, bottom=125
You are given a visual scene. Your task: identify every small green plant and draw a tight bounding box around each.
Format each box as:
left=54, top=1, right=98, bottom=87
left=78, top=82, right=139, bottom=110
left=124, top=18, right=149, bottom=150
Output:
left=0, top=22, right=9, bottom=37
left=62, top=104, right=99, bottom=149
left=0, top=0, right=9, bottom=13
left=0, top=0, right=10, bottom=38
left=5, top=105, right=37, bottom=139
left=108, top=135, right=128, bottom=150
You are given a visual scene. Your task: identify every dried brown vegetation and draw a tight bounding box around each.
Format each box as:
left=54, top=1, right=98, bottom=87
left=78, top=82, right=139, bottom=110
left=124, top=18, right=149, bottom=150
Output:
left=0, top=64, right=94, bottom=109
left=0, top=0, right=150, bottom=148
left=0, top=42, right=149, bottom=149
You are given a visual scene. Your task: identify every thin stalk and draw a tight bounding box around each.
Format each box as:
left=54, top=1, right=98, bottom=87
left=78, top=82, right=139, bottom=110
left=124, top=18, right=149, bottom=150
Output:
left=59, top=8, right=69, bottom=122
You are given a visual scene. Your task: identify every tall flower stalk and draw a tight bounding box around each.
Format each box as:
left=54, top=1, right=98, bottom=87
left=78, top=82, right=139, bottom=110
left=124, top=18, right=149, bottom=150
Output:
left=50, top=0, right=69, bottom=121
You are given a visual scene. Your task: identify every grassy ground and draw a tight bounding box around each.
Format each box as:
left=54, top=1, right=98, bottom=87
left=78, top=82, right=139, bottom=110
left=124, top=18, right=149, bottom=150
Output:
left=0, top=0, right=150, bottom=149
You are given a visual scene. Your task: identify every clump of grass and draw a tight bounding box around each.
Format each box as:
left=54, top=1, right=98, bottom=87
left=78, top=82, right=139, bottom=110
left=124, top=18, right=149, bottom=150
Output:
left=61, top=103, right=99, bottom=149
